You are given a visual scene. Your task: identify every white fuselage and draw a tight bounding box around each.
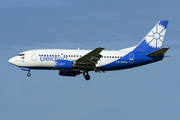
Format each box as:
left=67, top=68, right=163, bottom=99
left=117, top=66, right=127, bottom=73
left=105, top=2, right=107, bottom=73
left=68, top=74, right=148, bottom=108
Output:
left=9, top=47, right=135, bottom=70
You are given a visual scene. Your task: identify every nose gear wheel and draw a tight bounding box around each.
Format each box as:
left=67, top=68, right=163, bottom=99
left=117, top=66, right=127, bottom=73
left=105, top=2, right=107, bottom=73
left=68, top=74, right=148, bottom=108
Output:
left=27, top=71, right=31, bottom=77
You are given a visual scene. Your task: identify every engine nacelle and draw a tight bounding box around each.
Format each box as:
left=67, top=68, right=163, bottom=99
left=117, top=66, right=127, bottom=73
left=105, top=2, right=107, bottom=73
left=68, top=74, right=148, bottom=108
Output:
left=56, top=60, right=73, bottom=69
left=59, top=70, right=81, bottom=76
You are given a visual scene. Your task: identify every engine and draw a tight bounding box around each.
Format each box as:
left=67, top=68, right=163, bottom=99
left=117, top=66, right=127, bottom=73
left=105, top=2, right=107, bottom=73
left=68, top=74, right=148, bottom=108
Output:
left=59, top=70, right=81, bottom=76
left=56, top=60, right=73, bottom=69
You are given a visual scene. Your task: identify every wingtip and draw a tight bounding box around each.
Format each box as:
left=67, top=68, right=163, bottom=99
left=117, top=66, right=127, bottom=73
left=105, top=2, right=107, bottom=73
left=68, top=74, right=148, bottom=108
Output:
left=97, top=47, right=105, bottom=49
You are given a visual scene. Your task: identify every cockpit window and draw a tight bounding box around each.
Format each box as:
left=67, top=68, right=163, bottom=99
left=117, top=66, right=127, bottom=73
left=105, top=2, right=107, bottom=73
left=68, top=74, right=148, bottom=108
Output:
left=18, top=54, right=25, bottom=56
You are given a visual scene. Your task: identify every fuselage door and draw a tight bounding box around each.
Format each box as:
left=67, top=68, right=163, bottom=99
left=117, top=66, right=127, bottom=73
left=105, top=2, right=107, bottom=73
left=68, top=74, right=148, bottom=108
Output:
left=31, top=51, right=37, bottom=61
left=129, top=53, right=134, bottom=63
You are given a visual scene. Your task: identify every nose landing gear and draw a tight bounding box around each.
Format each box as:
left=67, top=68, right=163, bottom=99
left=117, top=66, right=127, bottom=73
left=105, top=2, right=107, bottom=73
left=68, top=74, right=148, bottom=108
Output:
left=83, top=71, right=90, bottom=80
left=21, top=67, right=31, bottom=77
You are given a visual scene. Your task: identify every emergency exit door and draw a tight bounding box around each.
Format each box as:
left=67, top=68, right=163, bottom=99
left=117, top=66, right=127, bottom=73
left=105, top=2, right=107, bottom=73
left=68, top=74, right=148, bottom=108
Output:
left=129, top=53, right=134, bottom=63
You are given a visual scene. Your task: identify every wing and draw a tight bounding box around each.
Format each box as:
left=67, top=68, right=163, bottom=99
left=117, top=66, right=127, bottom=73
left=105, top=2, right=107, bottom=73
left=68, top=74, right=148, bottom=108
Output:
left=75, top=47, right=105, bottom=72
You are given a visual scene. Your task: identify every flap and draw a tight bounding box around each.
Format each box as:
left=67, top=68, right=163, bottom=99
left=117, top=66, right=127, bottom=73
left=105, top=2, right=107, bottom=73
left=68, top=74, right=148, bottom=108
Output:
left=75, top=47, right=105, bottom=64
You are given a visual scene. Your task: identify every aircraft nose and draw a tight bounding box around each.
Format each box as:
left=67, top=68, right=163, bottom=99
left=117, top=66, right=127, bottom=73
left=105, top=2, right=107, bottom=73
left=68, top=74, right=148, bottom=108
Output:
left=9, top=57, right=15, bottom=65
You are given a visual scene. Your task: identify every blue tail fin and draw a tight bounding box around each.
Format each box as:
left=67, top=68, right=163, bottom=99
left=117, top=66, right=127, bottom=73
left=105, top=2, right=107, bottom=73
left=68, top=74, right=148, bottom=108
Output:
left=133, top=21, right=168, bottom=53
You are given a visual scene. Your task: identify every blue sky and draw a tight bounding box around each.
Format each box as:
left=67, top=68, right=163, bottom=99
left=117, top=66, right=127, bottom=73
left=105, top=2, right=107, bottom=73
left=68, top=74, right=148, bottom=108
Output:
left=0, top=0, right=180, bottom=120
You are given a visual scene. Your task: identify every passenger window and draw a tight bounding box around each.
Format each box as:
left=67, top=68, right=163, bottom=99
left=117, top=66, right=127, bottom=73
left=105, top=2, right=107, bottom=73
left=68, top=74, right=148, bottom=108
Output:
left=104, top=56, right=106, bottom=58
left=110, top=56, right=111, bottom=58
left=112, top=56, right=114, bottom=58
left=71, top=55, right=73, bottom=57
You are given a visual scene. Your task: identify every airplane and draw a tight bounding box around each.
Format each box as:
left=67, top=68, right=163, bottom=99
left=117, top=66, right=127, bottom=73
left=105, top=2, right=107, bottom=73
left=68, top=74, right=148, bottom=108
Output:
left=9, top=20, right=169, bottom=80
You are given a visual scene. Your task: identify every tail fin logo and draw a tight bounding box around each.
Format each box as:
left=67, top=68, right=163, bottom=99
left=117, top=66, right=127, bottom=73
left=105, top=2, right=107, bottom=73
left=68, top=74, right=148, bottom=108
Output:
left=145, top=21, right=168, bottom=48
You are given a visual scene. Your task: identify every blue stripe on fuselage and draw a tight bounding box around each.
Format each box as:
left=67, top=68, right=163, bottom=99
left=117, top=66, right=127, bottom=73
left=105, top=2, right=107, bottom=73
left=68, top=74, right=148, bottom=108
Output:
left=99, top=52, right=164, bottom=71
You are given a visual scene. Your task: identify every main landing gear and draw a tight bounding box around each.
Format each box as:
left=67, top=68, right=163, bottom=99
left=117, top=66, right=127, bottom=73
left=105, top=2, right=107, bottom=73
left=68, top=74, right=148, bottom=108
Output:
left=83, top=71, right=90, bottom=80
left=27, top=71, right=31, bottom=77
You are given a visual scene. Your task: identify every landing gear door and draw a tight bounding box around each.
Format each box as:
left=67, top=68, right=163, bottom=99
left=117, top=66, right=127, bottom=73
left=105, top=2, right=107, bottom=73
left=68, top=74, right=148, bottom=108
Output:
left=31, top=51, right=37, bottom=61
left=129, top=53, right=134, bottom=64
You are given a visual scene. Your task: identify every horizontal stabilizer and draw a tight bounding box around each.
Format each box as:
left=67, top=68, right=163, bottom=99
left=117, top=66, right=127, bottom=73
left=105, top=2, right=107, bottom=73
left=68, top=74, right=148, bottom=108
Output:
left=146, top=47, right=170, bottom=57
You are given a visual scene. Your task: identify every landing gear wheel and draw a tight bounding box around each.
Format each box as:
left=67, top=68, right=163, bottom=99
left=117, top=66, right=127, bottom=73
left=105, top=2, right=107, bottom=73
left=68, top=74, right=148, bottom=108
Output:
left=83, top=71, right=90, bottom=80
left=83, top=71, right=88, bottom=76
left=85, top=75, right=90, bottom=80
left=27, top=72, right=31, bottom=77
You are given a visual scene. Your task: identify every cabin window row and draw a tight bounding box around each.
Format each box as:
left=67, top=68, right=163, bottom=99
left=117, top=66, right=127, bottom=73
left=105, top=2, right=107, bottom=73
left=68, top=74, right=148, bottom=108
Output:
left=102, top=56, right=122, bottom=59
left=39, top=54, right=82, bottom=57
left=39, top=54, right=122, bottom=59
